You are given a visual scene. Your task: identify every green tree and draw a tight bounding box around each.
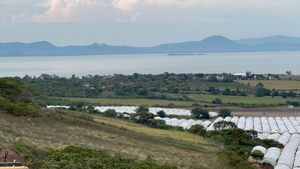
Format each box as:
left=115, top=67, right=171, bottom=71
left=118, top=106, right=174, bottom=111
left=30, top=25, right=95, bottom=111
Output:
left=149, top=119, right=168, bottom=129
left=136, top=106, right=149, bottom=113
left=218, top=109, right=232, bottom=118
left=103, top=109, right=118, bottom=118
left=156, top=110, right=167, bottom=118
left=191, top=107, right=210, bottom=119
left=188, top=125, right=207, bottom=136
left=213, top=121, right=236, bottom=130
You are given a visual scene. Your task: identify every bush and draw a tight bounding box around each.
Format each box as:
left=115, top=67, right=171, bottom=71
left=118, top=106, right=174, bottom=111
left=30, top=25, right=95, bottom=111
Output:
left=136, top=106, right=149, bottom=113
left=213, top=121, right=237, bottom=130
left=250, top=150, right=264, bottom=160
left=191, top=107, right=210, bottom=119
left=149, top=119, right=169, bottom=129
left=157, top=110, right=167, bottom=118
left=212, top=98, right=222, bottom=104
left=132, top=111, right=154, bottom=124
left=188, top=125, right=206, bottom=136
left=218, top=109, right=232, bottom=118
left=103, top=109, right=118, bottom=118
left=287, top=101, right=300, bottom=107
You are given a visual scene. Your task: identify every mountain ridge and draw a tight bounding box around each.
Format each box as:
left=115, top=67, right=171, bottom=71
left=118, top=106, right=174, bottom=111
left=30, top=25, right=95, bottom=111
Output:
left=1, top=35, right=300, bottom=56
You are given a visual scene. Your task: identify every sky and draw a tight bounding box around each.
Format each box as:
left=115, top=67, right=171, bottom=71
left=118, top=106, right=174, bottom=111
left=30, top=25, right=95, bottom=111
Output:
left=1, top=0, right=300, bottom=46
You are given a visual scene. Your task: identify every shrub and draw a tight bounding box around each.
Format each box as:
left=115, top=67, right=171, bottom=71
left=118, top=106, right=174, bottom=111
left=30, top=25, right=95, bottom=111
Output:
left=218, top=109, right=232, bottom=118
left=157, top=110, right=167, bottom=118
left=103, top=109, right=118, bottom=118
left=149, top=119, right=169, bottom=129
left=132, top=111, right=154, bottom=124
left=250, top=150, right=264, bottom=160
left=136, top=106, right=149, bottom=113
left=191, top=107, right=210, bottom=119
left=188, top=125, right=206, bottom=136
left=212, top=98, right=222, bottom=104
left=213, top=121, right=236, bottom=130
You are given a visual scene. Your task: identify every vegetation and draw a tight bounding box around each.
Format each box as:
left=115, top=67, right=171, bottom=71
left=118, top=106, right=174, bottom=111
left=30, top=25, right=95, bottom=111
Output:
left=157, top=110, right=167, bottom=118
left=44, top=146, right=176, bottom=169
left=218, top=109, right=232, bottom=118
left=191, top=107, right=210, bottom=119
left=250, top=150, right=264, bottom=160
left=0, top=77, right=39, bottom=116
left=239, top=80, right=300, bottom=91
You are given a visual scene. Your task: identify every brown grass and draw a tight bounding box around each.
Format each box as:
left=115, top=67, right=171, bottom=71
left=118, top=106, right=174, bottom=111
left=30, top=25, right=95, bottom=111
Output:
left=0, top=109, right=224, bottom=169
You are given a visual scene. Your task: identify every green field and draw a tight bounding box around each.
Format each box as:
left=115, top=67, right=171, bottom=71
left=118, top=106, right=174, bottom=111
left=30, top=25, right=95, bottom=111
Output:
left=239, top=80, right=300, bottom=90
left=52, top=97, right=199, bottom=107
left=55, top=92, right=299, bottom=108
left=188, top=93, right=299, bottom=105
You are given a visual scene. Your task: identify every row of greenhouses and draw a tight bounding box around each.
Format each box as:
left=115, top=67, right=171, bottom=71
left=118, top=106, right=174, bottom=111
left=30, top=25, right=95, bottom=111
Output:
left=252, top=134, right=300, bottom=169
left=93, top=106, right=219, bottom=117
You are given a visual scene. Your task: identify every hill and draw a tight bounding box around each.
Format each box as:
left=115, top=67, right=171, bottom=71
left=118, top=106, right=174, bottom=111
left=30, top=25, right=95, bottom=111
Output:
left=0, top=77, right=221, bottom=169
left=1, top=35, right=300, bottom=56
left=0, top=108, right=225, bottom=168
left=0, top=78, right=39, bottom=116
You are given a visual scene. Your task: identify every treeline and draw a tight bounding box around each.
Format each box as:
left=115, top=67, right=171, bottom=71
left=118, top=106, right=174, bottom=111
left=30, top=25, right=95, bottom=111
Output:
left=22, top=73, right=253, bottom=99
left=255, top=82, right=299, bottom=98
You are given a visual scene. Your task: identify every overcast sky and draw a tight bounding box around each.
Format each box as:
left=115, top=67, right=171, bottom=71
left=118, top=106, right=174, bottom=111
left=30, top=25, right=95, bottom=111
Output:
left=1, top=0, right=300, bottom=46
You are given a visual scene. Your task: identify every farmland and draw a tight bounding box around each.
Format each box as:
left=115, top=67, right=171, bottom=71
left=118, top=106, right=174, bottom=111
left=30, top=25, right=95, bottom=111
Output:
left=239, top=80, right=300, bottom=91
left=51, top=93, right=299, bottom=108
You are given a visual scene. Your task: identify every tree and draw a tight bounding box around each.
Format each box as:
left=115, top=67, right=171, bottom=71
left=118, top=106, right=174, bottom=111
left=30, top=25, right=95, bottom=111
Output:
left=191, top=107, right=210, bottom=119
left=132, top=111, right=154, bottom=124
left=218, top=109, right=232, bottom=118
left=136, top=106, right=149, bottom=113
left=103, top=109, right=118, bottom=118
left=156, top=110, right=167, bottom=118
left=213, top=121, right=236, bottom=130
left=188, top=125, right=206, bottom=136
left=149, top=119, right=168, bottom=129
left=212, top=98, right=222, bottom=104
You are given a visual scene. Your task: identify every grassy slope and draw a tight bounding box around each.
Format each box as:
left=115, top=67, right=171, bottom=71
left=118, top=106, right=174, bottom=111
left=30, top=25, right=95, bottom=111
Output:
left=0, top=110, right=223, bottom=169
left=239, top=80, right=300, bottom=91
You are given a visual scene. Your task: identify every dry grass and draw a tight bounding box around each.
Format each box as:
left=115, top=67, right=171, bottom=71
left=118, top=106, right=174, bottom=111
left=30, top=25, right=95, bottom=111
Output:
left=0, top=110, right=223, bottom=169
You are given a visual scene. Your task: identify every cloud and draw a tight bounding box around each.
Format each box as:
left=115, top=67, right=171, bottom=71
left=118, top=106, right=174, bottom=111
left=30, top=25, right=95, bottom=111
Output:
left=8, top=0, right=300, bottom=23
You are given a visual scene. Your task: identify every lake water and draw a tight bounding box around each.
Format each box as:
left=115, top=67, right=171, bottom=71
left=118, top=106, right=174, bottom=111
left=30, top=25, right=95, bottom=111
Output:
left=1, top=51, right=300, bottom=77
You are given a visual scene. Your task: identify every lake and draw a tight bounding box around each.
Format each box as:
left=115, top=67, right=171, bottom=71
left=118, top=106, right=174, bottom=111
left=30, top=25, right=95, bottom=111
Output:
left=1, top=51, right=300, bottom=77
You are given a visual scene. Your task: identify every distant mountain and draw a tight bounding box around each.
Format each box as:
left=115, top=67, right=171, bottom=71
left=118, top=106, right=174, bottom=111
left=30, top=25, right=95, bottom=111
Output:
left=237, top=35, right=300, bottom=45
left=1, top=35, right=300, bottom=56
left=150, top=36, right=245, bottom=53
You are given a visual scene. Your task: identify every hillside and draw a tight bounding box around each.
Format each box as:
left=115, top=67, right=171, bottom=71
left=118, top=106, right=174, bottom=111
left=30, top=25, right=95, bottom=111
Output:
left=2, top=35, right=300, bottom=56
left=0, top=78, right=225, bottom=169
left=0, top=108, right=226, bottom=169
